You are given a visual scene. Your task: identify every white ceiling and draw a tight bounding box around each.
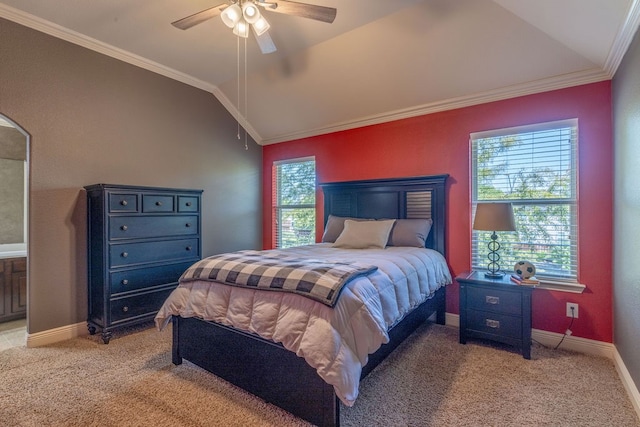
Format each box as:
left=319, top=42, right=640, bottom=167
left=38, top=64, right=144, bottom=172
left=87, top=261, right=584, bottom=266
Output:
left=2, top=0, right=639, bottom=145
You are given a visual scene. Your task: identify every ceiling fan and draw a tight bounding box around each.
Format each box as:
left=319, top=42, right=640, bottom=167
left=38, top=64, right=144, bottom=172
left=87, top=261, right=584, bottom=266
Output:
left=171, top=1, right=337, bottom=54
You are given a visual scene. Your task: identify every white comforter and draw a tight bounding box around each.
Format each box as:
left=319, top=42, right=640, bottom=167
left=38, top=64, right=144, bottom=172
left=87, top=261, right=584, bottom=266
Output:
left=155, top=243, right=451, bottom=406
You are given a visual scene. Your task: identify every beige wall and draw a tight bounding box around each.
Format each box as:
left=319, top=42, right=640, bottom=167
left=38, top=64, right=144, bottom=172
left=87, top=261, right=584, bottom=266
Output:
left=612, top=25, right=640, bottom=390
left=0, top=18, right=262, bottom=333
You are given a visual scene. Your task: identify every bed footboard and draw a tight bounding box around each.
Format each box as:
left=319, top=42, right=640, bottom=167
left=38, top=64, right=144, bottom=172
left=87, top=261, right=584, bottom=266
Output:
left=172, top=316, right=340, bottom=427
left=171, top=286, right=445, bottom=427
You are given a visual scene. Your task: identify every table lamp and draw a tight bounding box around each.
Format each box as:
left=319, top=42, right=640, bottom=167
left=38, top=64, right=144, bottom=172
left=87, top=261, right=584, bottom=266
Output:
left=473, top=202, right=516, bottom=278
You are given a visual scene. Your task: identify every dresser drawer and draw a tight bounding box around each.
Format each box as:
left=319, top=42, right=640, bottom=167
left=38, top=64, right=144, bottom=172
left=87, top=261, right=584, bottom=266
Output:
left=109, top=193, right=138, bottom=213
left=109, top=215, right=198, bottom=240
left=143, top=195, right=174, bottom=212
left=110, top=261, right=194, bottom=294
left=110, top=238, right=199, bottom=267
left=466, top=286, right=522, bottom=316
left=466, top=309, right=523, bottom=339
left=178, top=196, right=199, bottom=212
left=110, top=287, right=175, bottom=324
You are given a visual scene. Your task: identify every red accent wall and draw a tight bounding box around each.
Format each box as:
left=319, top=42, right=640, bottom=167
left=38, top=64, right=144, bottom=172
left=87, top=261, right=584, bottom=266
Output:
left=262, top=82, right=613, bottom=343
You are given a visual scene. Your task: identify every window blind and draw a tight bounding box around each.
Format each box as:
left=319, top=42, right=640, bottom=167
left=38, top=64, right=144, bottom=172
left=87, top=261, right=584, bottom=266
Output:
left=274, top=158, right=316, bottom=249
left=471, top=119, right=578, bottom=280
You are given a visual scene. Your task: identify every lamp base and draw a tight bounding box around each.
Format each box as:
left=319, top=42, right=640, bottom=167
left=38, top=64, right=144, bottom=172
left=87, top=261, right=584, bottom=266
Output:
left=484, top=271, right=504, bottom=279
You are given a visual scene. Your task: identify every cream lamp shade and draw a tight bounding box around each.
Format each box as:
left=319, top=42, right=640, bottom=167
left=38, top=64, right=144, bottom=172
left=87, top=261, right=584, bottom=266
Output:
left=473, top=202, right=516, bottom=232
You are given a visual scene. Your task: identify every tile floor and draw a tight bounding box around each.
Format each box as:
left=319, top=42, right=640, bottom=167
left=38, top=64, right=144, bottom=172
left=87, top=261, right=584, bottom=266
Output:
left=0, top=318, right=27, bottom=351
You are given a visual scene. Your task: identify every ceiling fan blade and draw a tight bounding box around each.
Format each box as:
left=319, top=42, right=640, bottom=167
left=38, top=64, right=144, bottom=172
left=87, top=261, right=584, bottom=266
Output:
left=253, top=29, right=277, bottom=54
left=171, top=3, right=230, bottom=30
left=267, top=0, right=337, bottom=23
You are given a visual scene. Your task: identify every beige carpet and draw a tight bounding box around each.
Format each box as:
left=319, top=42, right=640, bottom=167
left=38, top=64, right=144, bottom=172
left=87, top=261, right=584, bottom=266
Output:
left=0, top=322, right=638, bottom=427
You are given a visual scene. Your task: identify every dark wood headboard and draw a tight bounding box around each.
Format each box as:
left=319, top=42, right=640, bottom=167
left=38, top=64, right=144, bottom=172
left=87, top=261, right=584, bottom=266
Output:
left=319, top=174, right=449, bottom=256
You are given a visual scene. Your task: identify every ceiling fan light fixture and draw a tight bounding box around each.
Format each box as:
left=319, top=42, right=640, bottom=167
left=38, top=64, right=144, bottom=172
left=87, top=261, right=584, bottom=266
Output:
left=221, top=4, right=242, bottom=28
left=242, top=2, right=261, bottom=24
left=252, top=15, right=270, bottom=36
left=233, top=19, right=250, bottom=38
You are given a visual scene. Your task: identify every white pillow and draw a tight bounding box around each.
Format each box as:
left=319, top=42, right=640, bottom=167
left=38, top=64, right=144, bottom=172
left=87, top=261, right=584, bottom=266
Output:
left=332, top=219, right=396, bottom=249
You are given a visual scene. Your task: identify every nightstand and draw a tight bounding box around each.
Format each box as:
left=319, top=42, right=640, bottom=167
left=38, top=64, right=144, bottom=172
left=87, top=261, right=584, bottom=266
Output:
left=457, top=271, right=533, bottom=359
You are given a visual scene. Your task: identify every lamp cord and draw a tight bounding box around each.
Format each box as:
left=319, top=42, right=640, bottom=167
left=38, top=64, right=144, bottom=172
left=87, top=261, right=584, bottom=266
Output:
left=554, top=313, right=575, bottom=350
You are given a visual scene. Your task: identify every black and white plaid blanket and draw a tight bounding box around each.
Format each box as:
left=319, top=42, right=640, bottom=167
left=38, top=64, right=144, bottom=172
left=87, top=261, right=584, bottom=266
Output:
left=178, top=250, right=378, bottom=307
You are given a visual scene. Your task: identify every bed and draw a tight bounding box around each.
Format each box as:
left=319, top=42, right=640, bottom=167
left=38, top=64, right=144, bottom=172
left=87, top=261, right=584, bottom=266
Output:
left=155, top=174, right=450, bottom=427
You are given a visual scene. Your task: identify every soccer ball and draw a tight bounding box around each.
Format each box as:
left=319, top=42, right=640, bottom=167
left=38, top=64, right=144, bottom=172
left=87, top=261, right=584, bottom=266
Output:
left=514, top=261, right=536, bottom=279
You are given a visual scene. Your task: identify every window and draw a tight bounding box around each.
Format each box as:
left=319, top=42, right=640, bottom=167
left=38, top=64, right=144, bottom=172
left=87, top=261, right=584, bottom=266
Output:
left=471, top=119, right=578, bottom=282
left=274, top=157, right=316, bottom=249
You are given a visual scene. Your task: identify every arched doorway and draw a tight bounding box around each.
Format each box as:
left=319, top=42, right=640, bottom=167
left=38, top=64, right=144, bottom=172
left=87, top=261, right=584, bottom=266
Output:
left=0, top=114, right=29, bottom=350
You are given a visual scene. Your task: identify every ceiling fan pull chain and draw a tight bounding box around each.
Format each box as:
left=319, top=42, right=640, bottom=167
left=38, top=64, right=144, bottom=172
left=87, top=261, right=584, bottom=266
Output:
left=244, top=36, right=248, bottom=150
left=236, top=36, right=241, bottom=141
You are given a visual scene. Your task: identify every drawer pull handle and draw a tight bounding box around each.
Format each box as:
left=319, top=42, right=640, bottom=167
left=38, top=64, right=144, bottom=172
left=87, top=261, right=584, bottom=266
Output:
left=186, top=246, right=192, bottom=251
left=486, top=319, right=500, bottom=329
left=121, top=279, right=129, bottom=285
left=486, top=296, right=500, bottom=305
left=120, top=200, right=128, bottom=206
left=120, top=225, right=128, bottom=231
left=155, top=201, right=163, bottom=206
left=185, top=223, right=191, bottom=228
left=186, top=202, right=192, bottom=207
left=121, top=252, right=128, bottom=258
left=122, top=306, right=129, bottom=313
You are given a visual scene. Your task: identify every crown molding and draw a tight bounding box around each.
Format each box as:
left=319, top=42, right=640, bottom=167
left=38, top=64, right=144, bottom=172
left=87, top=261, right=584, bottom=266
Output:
left=209, top=88, right=262, bottom=146
left=260, top=67, right=610, bottom=145
left=0, top=4, right=262, bottom=145
left=0, top=3, right=625, bottom=147
left=0, top=4, right=217, bottom=97
left=604, top=0, right=640, bottom=77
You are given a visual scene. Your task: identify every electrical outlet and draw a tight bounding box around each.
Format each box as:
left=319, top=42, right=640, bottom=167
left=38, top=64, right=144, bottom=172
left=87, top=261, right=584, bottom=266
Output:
left=566, top=302, right=579, bottom=318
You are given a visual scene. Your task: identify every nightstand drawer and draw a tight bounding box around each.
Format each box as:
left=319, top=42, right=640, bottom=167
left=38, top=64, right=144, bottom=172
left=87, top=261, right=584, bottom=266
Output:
left=467, top=309, right=522, bottom=339
left=109, top=215, right=199, bottom=240
left=109, top=238, right=199, bottom=267
left=466, top=286, right=522, bottom=316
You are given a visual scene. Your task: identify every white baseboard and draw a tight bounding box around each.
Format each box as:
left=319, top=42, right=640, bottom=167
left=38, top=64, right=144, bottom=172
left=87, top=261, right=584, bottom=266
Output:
left=26, top=321, right=88, bottom=348
left=445, top=312, right=639, bottom=418
left=614, top=347, right=640, bottom=421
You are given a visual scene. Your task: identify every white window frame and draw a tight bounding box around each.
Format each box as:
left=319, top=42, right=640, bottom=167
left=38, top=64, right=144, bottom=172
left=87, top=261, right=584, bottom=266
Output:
left=274, top=157, right=316, bottom=249
left=471, top=119, right=585, bottom=293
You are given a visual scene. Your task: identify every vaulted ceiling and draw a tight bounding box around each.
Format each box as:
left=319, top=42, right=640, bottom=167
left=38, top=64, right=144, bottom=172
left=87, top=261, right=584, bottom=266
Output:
left=1, top=0, right=638, bottom=145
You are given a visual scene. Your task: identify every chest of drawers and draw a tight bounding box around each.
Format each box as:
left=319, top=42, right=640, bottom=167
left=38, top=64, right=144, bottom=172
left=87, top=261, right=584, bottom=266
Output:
left=457, top=271, right=533, bottom=359
left=85, top=184, right=202, bottom=343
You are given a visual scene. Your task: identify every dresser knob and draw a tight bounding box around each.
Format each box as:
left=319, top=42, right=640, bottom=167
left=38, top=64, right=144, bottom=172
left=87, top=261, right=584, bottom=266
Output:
left=120, top=200, right=128, bottom=206
left=121, top=252, right=128, bottom=258
left=186, top=202, right=192, bottom=207
left=122, top=306, right=129, bottom=313
left=186, top=246, right=192, bottom=251
left=120, top=225, right=128, bottom=231
left=155, top=201, right=163, bottom=206
left=121, top=279, right=129, bottom=285
left=185, top=223, right=191, bottom=228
